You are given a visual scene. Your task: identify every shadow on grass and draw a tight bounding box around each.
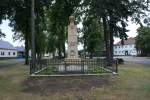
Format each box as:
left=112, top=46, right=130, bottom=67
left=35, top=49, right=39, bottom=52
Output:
left=22, top=75, right=114, bottom=95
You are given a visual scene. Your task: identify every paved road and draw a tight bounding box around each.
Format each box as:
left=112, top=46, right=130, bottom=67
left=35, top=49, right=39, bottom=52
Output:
left=115, top=56, right=150, bottom=65
left=0, top=58, right=25, bottom=69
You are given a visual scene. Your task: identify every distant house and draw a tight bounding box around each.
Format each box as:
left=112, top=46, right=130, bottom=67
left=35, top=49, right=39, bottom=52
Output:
left=0, top=40, right=17, bottom=58
left=114, top=38, right=137, bottom=56
left=15, top=46, right=25, bottom=58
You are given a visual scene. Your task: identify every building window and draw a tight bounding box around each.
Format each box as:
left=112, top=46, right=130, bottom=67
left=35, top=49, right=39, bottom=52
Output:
left=13, top=52, right=16, bottom=55
left=8, top=52, right=10, bottom=55
left=1, top=52, right=5, bottom=55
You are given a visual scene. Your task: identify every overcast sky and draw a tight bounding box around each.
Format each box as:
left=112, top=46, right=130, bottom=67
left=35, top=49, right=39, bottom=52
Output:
left=0, top=20, right=24, bottom=47
left=0, top=19, right=140, bottom=47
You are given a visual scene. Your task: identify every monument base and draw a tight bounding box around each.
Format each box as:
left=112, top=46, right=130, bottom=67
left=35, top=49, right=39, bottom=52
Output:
left=58, top=58, right=86, bottom=72
left=58, top=64, right=88, bottom=72
left=65, top=58, right=81, bottom=64
left=65, top=58, right=81, bottom=60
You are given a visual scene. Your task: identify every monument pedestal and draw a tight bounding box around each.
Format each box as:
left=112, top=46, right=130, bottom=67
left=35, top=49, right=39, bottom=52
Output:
left=61, top=58, right=85, bottom=73
left=65, top=58, right=81, bottom=64
left=67, top=16, right=80, bottom=61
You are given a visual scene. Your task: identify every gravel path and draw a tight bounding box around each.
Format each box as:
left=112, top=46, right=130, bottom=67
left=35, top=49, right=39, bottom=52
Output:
left=115, top=56, right=150, bottom=65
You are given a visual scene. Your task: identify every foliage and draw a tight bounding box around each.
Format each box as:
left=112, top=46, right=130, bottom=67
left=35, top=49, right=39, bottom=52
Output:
left=1, top=0, right=52, bottom=64
left=87, top=66, right=107, bottom=74
left=0, top=0, right=150, bottom=63
left=0, top=0, right=17, bottom=38
left=0, top=29, right=5, bottom=38
left=39, top=66, right=58, bottom=75
left=116, top=58, right=124, bottom=64
left=81, top=0, right=149, bottom=65
left=136, top=26, right=150, bottom=56
left=82, top=15, right=104, bottom=58
left=45, top=0, right=82, bottom=58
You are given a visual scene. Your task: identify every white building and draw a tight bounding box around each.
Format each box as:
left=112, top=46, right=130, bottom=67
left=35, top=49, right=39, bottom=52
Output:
left=0, top=40, right=17, bottom=58
left=15, top=46, right=25, bottom=58
left=113, top=38, right=137, bottom=56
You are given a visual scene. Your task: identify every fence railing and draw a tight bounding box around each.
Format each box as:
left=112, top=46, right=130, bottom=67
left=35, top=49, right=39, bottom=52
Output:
left=30, top=58, right=118, bottom=75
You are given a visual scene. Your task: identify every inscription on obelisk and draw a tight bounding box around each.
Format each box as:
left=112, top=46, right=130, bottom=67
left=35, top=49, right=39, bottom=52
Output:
left=67, top=16, right=79, bottom=59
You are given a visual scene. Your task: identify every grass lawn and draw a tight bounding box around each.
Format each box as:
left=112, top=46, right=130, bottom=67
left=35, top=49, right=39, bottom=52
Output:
left=0, top=62, right=150, bottom=100
left=0, top=59, right=19, bottom=65
left=39, top=65, right=108, bottom=75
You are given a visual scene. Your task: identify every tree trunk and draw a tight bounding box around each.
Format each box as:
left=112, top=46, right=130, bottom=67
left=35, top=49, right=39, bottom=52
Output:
left=37, top=52, right=41, bottom=60
left=31, top=0, right=36, bottom=67
left=63, top=43, right=66, bottom=58
left=52, top=52, right=55, bottom=58
left=109, top=25, right=114, bottom=66
left=58, top=43, right=62, bottom=59
left=89, top=52, right=93, bottom=59
left=25, top=34, right=29, bottom=65
left=102, top=17, right=110, bottom=65
left=25, top=0, right=29, bottom=65
left=84, top=40, right=86, bottom=59
left=37, top=53, right=40, bottom=60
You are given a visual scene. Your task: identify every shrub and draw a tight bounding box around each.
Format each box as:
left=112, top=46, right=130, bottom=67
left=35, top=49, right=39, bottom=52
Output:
left=116, top=58, right=124, bottom=64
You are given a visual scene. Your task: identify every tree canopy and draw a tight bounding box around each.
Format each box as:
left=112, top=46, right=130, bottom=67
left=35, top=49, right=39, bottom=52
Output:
left=0, top=0, right=149, bottom=64
left=136, top=26, right=150, bottom=56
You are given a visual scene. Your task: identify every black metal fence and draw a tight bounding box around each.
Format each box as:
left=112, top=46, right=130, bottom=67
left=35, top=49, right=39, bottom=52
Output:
left=30, top=58, right=118, bottom=76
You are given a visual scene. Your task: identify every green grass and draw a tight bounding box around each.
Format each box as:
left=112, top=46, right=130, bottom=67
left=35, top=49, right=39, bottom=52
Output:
left=87, top=66, right=107, bottom=74
left=39, top=66, right=107, bottom=75
left=0, top=62, right=150, bottom=100
left=39, top=66, right=58, bottom=75
left=0, top=59, right=18, bottom=64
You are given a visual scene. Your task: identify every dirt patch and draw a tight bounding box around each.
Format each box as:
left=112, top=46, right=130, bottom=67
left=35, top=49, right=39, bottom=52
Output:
left=22, top=75, right=114, bottom=95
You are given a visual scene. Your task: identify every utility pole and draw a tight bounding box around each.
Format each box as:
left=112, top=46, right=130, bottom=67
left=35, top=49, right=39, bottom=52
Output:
left=31, top=0, right=36, bottom=71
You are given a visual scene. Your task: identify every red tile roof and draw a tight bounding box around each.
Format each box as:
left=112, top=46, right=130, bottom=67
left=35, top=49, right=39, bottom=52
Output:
left=115, top=37, right=135, bottom=46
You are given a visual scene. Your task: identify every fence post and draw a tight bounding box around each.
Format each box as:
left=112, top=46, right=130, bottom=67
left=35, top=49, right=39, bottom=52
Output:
left=64, top=60, right=67, bottom=73
left=116, top=59, right=118, bottom=73
left=30, top=60, right=32, bottom=75
left=81, top=60, right=84, bottom=74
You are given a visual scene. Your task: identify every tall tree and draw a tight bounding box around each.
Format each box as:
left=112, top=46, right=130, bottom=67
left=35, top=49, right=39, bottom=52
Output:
left=136, top=26, right=150, bottom=56
left=82, top=0, right=149, bottom=65
left=6, top=0, right=52, bottom=64
left=45, top=0, right=81, bottom=59
left=82, top=15, right=104, bottom=59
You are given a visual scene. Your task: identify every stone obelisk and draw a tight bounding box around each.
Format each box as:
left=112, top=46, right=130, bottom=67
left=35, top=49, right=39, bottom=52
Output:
left=67, top=16, right=79, bottom=59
